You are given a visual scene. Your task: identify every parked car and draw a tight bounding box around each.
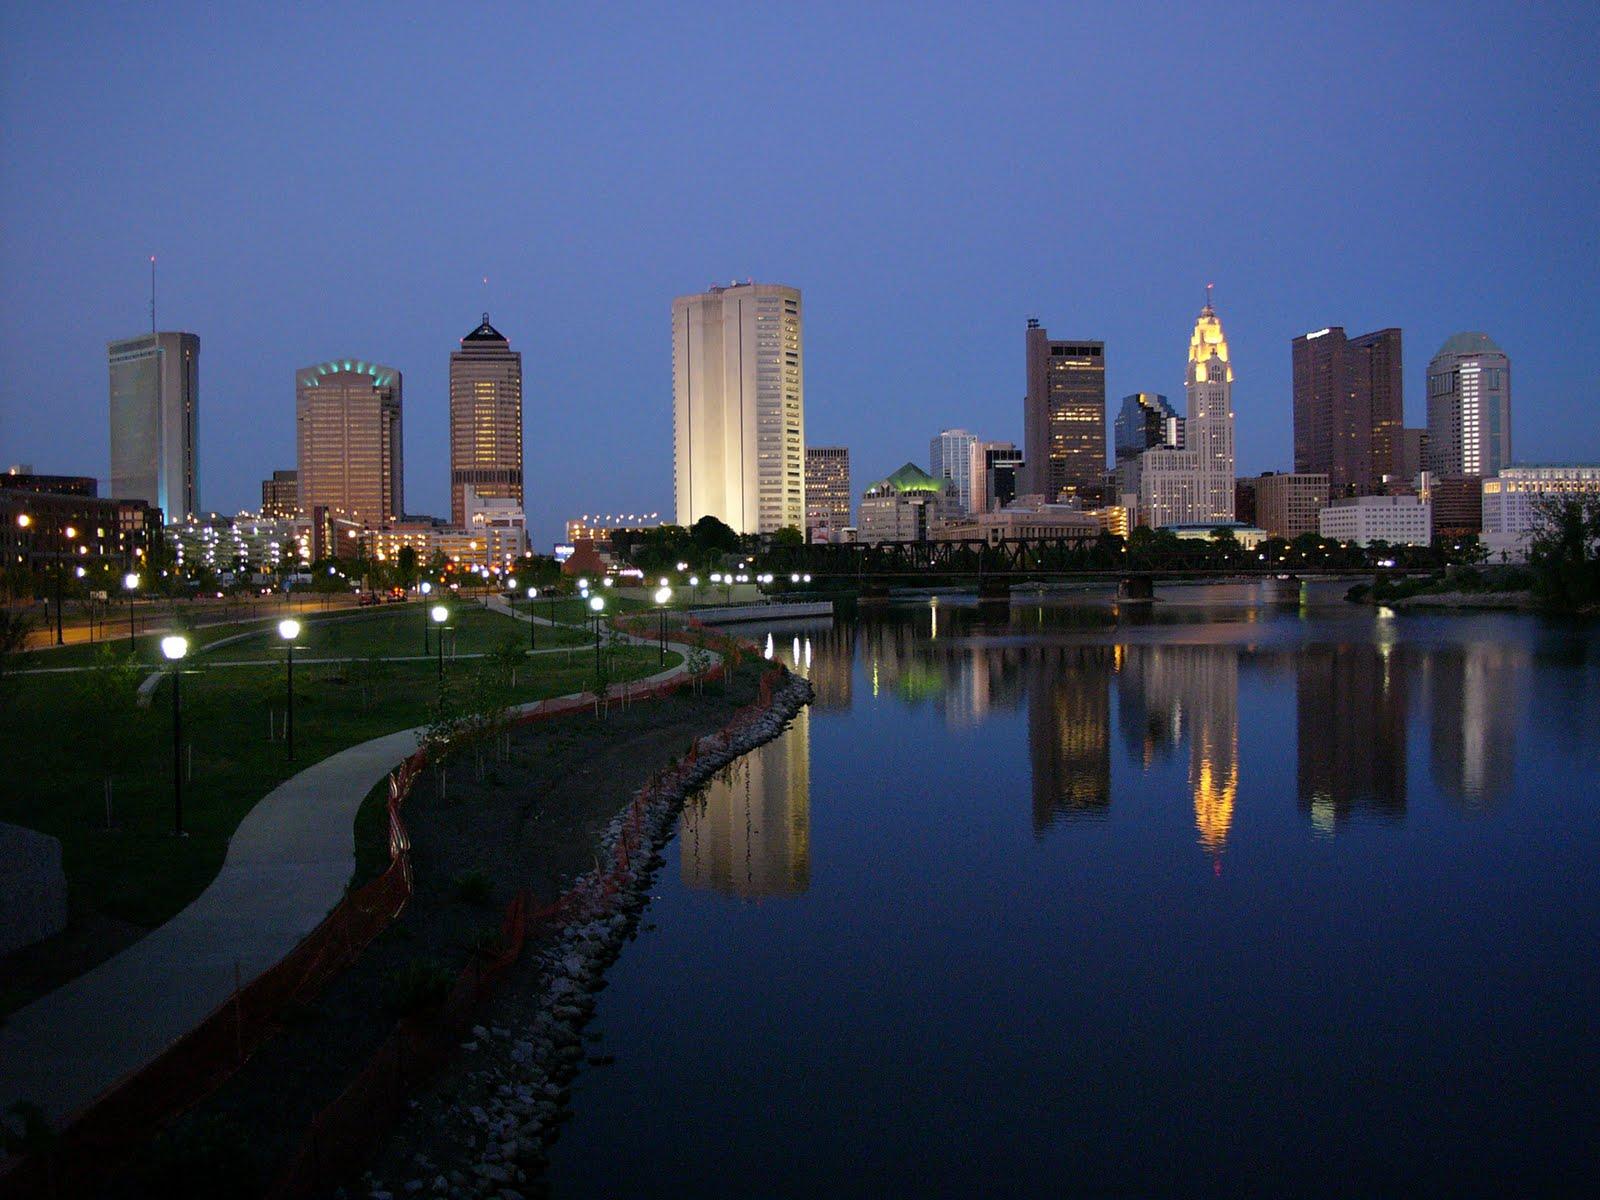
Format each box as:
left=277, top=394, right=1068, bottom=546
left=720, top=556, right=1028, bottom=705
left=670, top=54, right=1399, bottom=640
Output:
left=358, top=592, right=382, bottom=607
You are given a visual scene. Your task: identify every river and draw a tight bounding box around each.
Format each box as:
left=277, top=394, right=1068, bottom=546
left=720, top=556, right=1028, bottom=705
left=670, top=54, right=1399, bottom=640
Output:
left=545, top=583, right=1600, bottom=1197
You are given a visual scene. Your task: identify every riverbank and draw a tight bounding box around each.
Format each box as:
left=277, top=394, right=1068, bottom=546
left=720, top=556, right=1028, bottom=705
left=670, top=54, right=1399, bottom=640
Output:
left=361, top=669, right=814, bottom=1200
left=91, top=655, right=787, bottom=1198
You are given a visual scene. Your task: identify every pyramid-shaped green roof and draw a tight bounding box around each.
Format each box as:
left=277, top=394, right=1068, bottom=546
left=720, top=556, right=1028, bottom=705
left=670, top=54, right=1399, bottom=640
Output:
left=875, top=462, right=946, bottom=494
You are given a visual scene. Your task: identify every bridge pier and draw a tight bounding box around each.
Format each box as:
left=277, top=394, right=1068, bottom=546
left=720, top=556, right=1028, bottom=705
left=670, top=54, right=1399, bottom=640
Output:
left=976, top=578, right=1010, bottom=603
left=1118, top=574, right=1155, bottom=602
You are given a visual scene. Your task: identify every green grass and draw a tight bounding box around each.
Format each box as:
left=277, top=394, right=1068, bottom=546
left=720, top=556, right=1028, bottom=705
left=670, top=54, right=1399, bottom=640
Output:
left=0, top=640, right=679, bottom=942
left=511, top=593, right=647, bottom=625
left=204, top=603, right=588, bottom=661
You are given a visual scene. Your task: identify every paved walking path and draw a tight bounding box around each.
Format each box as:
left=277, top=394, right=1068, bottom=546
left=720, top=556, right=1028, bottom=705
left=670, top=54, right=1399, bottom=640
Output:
left=0, top=606, right=708, bottom=1125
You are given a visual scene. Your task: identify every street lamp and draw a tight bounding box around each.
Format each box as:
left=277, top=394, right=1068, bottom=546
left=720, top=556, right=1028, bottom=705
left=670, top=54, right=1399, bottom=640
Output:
left=431, top=604, right=449, bottom=684
left=278, top=619, right=301, bottom=761
left=161, top=635, right=190, bottom=836
left=420, top=580, right=433, bottom=652
left=588, top=593, right=605, bottom=677
left=526, top=586, right=539, bottom=650
left=654, top=585, right=672, bottom=666
left=123, top=571, right=140, bottom=650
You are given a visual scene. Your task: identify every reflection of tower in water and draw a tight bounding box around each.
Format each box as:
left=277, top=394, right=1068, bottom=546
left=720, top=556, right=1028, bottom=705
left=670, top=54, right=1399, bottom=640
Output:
left=1116, top=645, right=1239, bottom=860
left=1296, top=643, right=1407, bottom=833
left=1028, top=645, right=1113, bottom=833
left=681, top=702, right=811, bottom=898
left=1427, top=641, right=1521, bottom=811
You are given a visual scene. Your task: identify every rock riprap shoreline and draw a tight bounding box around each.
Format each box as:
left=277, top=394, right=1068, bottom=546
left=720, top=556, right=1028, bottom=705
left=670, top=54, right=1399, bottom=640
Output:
left=365, top=669, right=814, bottom=1200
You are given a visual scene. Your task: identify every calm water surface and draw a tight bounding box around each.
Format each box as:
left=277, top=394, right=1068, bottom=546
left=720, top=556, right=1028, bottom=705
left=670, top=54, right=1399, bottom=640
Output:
left=547, top=585, right=1600, bottom=1197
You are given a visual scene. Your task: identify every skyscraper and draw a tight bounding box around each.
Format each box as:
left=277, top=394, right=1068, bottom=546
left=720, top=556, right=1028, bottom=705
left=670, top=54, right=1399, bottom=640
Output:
left=1426, top=332, right=1511, bottom=479
left=804, top=445, right=851, bottom=541
left=1113, top=392, right=1182, bottom=461
left=295, top=359, right=403, bottom=526
left=970, top=441, right=1024, bottom=513
left=1124, top=296, right=1235, bottom=527
left=673, top=282, right=804, bottom=535
left=929, top=428, right=979, bottom=512
left=1292, top=325, right=1403, bottom=495
left=449, top=314, right=523, bottom=527
left=1022, top=322, right=1105, bottom=504
left=108, top=331, right=199, bottom=521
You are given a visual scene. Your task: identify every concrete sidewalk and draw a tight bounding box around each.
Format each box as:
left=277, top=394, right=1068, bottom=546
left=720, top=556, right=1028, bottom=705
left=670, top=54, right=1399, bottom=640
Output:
left=0, top=614, right=707, bottom=1125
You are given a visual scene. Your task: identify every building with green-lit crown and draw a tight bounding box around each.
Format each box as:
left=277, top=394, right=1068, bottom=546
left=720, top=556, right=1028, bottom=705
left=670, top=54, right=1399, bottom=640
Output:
left=857, top=462, right=960, bottom=543
left=295, top=358, right=403, bottom=527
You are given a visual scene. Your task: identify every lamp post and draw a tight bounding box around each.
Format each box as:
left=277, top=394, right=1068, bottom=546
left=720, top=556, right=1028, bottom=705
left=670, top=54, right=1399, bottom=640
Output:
left=653, top=585, right=672, bottom=667
left=123, top=572, right=140, bottom=651
left=526, top=586, right=539, bottom=650
left=588, top=593, right=605, bottom=678
left=431, top=604, right=449, bottom=684
left=278, top=618, right=301, bottom=761
left=161, top=635, right=189, bottom=836
left=420, top=580, right=433, bottom=653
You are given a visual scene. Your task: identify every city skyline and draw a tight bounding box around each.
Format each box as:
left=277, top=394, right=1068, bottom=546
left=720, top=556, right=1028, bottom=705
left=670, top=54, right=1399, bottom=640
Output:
left=2, top=5, right=1596, bottom=545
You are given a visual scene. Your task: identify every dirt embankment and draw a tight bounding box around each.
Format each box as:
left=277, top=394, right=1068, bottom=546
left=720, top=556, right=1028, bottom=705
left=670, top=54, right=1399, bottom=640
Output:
left=106, top=667, right=769, bottom=1199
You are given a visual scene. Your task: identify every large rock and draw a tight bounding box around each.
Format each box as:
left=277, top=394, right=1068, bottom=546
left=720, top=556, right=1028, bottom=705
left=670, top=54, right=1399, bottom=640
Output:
left=0, top=823, right=68, bottom=956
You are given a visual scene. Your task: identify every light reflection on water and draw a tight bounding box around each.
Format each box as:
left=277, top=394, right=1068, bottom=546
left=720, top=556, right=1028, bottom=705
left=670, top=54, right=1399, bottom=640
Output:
left=547, top=586, right=1600, bottom=1196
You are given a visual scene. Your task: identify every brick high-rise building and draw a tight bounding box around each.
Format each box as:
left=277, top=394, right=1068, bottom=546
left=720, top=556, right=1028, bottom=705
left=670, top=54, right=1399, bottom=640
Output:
left=260, top=469, right=298, bottom=518
left=1254, top=472, right=1329, bottom=540
left=295, top=359, right=403, bottom=527
left=804, top=446, right=850, bottom=541
left=449, top=315, right=523, bottom=527
left=1292, top=326, right=1403, bottom=496
left=1022, top=322, right=1105, bottom=504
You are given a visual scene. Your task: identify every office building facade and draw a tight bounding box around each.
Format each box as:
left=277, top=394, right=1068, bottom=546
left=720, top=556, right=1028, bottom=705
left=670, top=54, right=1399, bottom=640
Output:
left=1481, top=464, right=1600, bottom=560
left=260, top=469, right=298, bottom=519
left=858, top=463, right=960, bottom=543
left=970, top=441, right=1024, bottom=513
left=1426, top=333, right=1511, bottom=479
left=1114, top=392, right=1182, bottom=461
left=1318, top=493, right=1431, bottom=546
left=295, top=359, right=403, bottom=527
left=804, top=445, right=851, bottom=541
left=672, top=282, right=804, bottom=535
left=930, top=429, right=980, bottom=513
left=449, top=314, right=523, bottom=527
left=1292, top=326, right=1403, bottom=496
left=1253, top=472, right=1329, bottom=540
left=108, top=331, right=200, bottom=521
left=1023, top=322, right=1105, bottom=504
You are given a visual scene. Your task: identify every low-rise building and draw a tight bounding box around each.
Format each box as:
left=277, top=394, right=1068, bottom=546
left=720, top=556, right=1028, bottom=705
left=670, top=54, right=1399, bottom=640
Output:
left=1164, top=522, right=1270, bottom=550
left=1481, top=464, right=1600, bottom=561
left=857, top=463, right=961, bottom=543
left=1254, top=472, right=1329, bottom=540
left=1420, top=473, right=1483, bottom=537
left=1318, top=494, right=1432, bottom=547
left=260, top=469, right=298, bottom=519
left=935, top=498, right=1102, bottom=544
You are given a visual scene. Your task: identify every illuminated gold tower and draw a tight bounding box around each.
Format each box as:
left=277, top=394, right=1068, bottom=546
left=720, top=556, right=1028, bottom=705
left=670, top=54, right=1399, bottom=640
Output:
left=295, top=359, right=403, bottom=526
left=449, top=314, right=523, bottom=527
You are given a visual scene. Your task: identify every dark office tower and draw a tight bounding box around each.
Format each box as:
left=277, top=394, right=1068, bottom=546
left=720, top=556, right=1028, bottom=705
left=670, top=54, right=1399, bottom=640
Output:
left=1113, top=392, right=1182, bottom=461
left=450, top=314, right=523, bottom=527
left=109, top=332, right=200, bottom=521
left=1292, top=326, right=1403, bottom=496
left=1027, top=644, right=1112, bottom=833
left=1023, top=321, right=1105, bottom=504
left=1296, top=644, right=1407, bottom=831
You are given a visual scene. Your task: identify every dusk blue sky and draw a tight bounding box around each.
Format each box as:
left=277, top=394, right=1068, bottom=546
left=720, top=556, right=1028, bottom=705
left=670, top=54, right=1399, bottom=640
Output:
left=3, top=2, right=1596, bottom=546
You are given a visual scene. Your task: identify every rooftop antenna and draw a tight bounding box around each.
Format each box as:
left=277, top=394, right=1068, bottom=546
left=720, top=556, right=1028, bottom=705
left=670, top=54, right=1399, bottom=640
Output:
left=150, top=255, right=157, bottom=333
left=1206, top=281, right=1214, bottom=310
left=482, top=275, right=489, bottom=320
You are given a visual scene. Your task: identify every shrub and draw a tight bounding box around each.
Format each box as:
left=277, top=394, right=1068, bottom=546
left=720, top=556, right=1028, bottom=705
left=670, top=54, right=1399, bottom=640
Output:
left=383, top=957, right=454, bottom=1018
left=452, top=868, right=493, bottom=906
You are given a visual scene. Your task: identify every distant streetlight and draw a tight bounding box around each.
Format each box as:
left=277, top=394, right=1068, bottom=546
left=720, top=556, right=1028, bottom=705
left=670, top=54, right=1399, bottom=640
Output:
left=161, top=635, right=190, bottom=836
left=653, top=585, right=672, bottom=666
left=526, top=586, right=539, bottom=650
left=431, top=604, right=450, bottom=684
left=588, top=593, right=605, bottom=677
left=278, top=618, right=301, bottom=761
left=123, top=571, right=139, bottom=650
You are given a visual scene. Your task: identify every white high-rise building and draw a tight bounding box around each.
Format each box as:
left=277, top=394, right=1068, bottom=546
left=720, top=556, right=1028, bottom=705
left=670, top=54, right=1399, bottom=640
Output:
left=930, top=428, right=979, bottom=513
left=108, top=331, right=200, bottom=521
left=672, top=282, right=804, bottom=535
left=1426, top=332, right=1511, bottom=479
left=1127, top=295, right=1236, bottom=528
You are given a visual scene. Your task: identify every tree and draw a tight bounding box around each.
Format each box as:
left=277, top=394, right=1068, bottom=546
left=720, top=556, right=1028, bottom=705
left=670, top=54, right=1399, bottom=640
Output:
left=396, top=546, right=419, bottom=590
left=1528, top=493, right=1600, bottom=608
left=0, top=608, right=32, bottom=698
left=76, top=644, right=146, bottom=827
left=770, top=526, right=804, bottom=548
left=691, top=515, right=740, bottom=555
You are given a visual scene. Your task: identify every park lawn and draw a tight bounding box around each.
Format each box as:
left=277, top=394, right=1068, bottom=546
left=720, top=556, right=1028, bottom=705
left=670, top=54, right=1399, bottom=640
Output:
left=511, top=594, right=649, bottom=626
left=204, top=602, right=589, bottom=662
left=0, top=642, right=679, bottom=947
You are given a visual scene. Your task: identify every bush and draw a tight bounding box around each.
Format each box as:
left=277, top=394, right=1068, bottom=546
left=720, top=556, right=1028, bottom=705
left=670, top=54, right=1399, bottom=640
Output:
left=383, top=957, right=454, bottom=1018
